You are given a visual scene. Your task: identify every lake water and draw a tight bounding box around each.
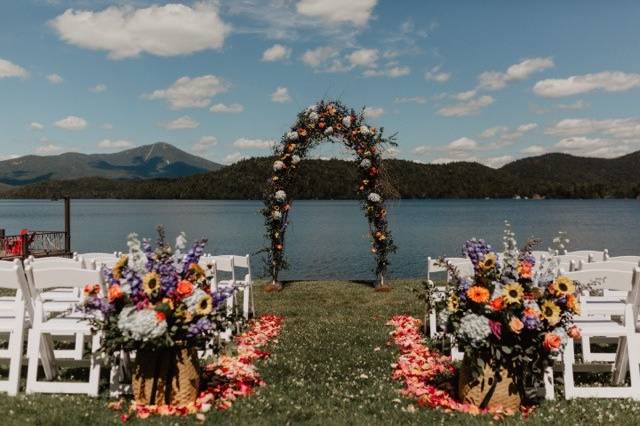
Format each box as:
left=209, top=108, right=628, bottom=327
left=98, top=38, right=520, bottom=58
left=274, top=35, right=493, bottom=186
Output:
left=0, top=199, right=638, bottom=280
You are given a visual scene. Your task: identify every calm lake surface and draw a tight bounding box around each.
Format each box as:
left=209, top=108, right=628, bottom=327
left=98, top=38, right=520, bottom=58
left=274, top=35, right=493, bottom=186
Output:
left=0, top=199, right=638, bottom=280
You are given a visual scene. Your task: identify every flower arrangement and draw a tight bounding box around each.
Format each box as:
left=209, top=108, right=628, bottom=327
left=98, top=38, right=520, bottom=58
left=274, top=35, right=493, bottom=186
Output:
left=262, top=100, right=397, bottom=287
left=81, top=227, right=235, bottom=358
left=437, top=224, right=581, bottom=402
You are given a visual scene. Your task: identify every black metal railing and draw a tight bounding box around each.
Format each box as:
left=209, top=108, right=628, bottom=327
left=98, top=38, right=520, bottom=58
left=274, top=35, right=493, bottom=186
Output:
left=0, top=231, right=70, bottom=259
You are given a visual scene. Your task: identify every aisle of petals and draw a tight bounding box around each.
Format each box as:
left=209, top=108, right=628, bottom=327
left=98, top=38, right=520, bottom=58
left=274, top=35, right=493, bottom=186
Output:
left=387, top=315, right=517, bottom=419
left=119, top=315, right=283, bottom=421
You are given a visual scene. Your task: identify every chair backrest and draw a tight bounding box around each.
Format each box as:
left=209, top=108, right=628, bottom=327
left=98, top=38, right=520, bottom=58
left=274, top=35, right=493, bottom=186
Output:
left=79, top=252, right=118, bottom=259
left=564, top=250, right=607, bottom=261
left=531, top=250, right=553, bottom=261
left=605, top=256, right=640, bottom=264
left=579, top=260, right=639, bottom=272
left=0, top=263, right=27, bottom=291
left=204, top=255, right=234, bottom=273
left=0, top=259, right=19, bottom=269
left=231, top=255, right=251, bottom=281
left=26, top=257, right=86, bottom=270
left=562, top=268, right=636, bottom=292
left=26, top=266, right=103, bottom=291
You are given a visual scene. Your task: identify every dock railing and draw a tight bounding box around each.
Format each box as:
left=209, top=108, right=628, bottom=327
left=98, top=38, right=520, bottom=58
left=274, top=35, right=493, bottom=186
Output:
left=0, top=230, right=71, bottom=259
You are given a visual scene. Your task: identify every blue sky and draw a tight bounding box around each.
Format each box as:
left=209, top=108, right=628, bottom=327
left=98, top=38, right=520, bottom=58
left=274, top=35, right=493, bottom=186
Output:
left=1, top=0, right=640, bottom=166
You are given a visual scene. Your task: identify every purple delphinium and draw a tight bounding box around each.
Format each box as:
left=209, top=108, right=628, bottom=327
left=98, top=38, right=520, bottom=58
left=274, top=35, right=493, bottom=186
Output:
left=463, top=239, right=492, bottom=268
left=181, top=239, right=207, bottom=274
left=212, top=287, right=234, bottom=309
left=457, top=276, right=473, bottom=301
left=522, top=315, right=541, bottom=330
left=187, top=317, right=212, bottom=338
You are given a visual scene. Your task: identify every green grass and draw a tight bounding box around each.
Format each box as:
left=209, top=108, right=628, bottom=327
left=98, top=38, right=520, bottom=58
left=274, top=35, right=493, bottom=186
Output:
left=2, top=280, right=640, bottom=425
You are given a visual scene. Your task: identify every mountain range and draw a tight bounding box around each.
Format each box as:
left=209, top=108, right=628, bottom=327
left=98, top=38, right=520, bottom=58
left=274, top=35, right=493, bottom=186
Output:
left=0, top=145, right=638, bottom=199
left=0, top=142, right=222, bottom=185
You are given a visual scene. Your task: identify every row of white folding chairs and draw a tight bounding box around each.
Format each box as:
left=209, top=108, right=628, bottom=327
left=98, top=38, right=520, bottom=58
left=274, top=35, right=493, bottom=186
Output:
left=199, top=254, right=254, bottom=320
left=0, top=259, right=102, bottom=396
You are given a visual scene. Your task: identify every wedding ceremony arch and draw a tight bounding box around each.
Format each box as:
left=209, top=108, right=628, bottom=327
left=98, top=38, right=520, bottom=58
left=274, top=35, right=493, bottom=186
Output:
left=262, top=100, right=397, bottom=288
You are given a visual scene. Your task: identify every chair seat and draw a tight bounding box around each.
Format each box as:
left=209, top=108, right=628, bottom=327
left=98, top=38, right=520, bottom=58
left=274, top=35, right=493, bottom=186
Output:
left=0, top=316, right=21, bottom=332
left=580, top=300, right=626, bottom=316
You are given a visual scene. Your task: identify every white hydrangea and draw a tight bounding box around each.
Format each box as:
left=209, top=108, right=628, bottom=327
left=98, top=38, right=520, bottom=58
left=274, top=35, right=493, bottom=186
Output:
left=360, top=125, right=370, bottom=135
left=437, top=310, right=450, bottom=331
left=275, top=190, right=287, bottom=202
left=287, top=131, right=299, bottom=141
left=324, top=126, right=334, bottom=135
left=291, top=154, right=301, bottom=164
left=458, top=313, right=491, bottom=343
left=360, top=159, right=371, bottom=169
left=272, top=210, right=282, bottom=221
left=342, top=116, right=352, bottom=128
left=308, top=111, right=319, bottom=122
left=367, top=192, right=382, bottom=203
left=118, top=307, right=167, bottom=341
left=273, top=160, right=285, bottom=171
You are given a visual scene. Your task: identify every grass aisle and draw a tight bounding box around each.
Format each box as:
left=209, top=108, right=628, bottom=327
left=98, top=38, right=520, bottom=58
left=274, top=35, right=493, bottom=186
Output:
left=2, top=280, right=640, bottom=425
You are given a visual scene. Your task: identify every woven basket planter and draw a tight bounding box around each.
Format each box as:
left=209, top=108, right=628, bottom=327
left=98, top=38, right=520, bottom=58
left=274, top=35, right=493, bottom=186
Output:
left=458, top=361, right=521, bottom=411
left=132, top=347, right=200, bottom=406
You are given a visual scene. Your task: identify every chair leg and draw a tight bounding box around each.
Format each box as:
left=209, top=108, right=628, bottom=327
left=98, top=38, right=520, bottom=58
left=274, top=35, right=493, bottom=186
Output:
left=562, top=338, right=576, bottom=400
left=581, top=335, right=593, bottom=362
left=26, top=330, right=42, bottom=394
left=74, top=333, right=85, bottom=360
left=428, top=310, right=437, bottom=338
left=626, top=335, right=640, bottom=400
left=613, top=337, right=629, bottom=386
left=88, top=334, right=101, bottom=397
left=6, top=326, right=24, bottom=396
left=243, top=287, right=250, bottom=320
left=543, top=365, right=555, bottom=400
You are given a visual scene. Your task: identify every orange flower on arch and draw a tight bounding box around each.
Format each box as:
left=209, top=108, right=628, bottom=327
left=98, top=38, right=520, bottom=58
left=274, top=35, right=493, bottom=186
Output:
left=467, top=286, right=490, bottom=304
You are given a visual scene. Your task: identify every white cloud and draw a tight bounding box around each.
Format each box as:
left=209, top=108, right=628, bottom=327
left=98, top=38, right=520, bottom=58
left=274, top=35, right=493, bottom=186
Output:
left=363, top=65, right=410, bottom=78
left=145, top=75, right=229, bottom=109
left=233, top=138, right=276, bottom=149
left=431, top=156, right=477, bottom=164
left=296, top=0, right=377, bottom=27
left=224, top=152, right=246, bottom=164
left=447, top=137, right=478, bottom=151
left=454, top=90, right=476, bottom=101
left=89, top=84, right=107, bottom=93
left=161, top=116, right=199, bottom=130
left=545, top=117, right=640, bottom=139
left=479, top=123, right=538, bottom=146
left=192, top=136, right=218, bottom=154
left=30, top=122, right=44, bottom=131
left=50, top=2, right=231, bottom=60
left=98, top=139, right=133, bottom=150
left=210, top=103, right=244, bottom=113
left=479, top=126, right=508, bottom=139
left=262, top=44, right=291, bottom=61
left=0, top=58, right=28, bottom=79
left=483, top=155, right=514, bottom=168
left=425, top=65, right=450, bottom=83
left=521, top=145, right=547, bottom=155
left=301, top=46, right=339, bottom=68
left=393, top=96, right=426, bottom=104
left=102, top=123, right=114, bottom=130
left=412, top=145, right=433, bottom=155
left=437, top=95, right=494, bottom=117
left=478, top=57, right=554, bottom=90
left=46, top=73, right=63, bottom=84
left=533, top=71, right=640, bottom=98
left=363, top=106, right=384, bottom=119
left=0, top=154, right=19, bottom=161
left=36, top=143, right=63, bottom=155
left=54, top=115, right=88, bottom=130
left=271, top=86, right=291, bottom=103
left=348, top=48, right=378, bottom=68
left=382, top=146, right=400, bottom=159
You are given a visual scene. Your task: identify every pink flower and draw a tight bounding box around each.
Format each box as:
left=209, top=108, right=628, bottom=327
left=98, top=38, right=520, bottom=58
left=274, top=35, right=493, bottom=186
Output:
left=489, top=319, right=502, bottom=340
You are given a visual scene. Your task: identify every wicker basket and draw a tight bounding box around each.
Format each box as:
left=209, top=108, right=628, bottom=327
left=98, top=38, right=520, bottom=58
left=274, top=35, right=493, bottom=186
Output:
left=458, top=361, right=521, bottom=410
left=132, top=347, right=200, bottom=406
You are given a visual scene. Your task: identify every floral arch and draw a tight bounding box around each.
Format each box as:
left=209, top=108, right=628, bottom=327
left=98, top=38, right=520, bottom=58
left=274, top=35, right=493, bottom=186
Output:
left=262, top=100, right=397, bottom=288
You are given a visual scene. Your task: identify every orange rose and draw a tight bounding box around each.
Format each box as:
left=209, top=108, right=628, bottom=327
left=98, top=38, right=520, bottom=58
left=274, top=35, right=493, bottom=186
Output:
left=83, top=284, right=101, bottom=296
left=155, top=311, right=166, bottom=322
left=509, top=317, right=524, bottom=334
left=566, top=294, right=581, bottom=315
left=467, top=286, right=490, bottom=304
left=108, top=284, right=123, bottom=303
left=176, top=280, right=194, bottom=297
left=543, top=332, right=561, bottom=351
left=518, top=261, right=533, bottom=279
left=489, top=297, right=505, bottom=311
left=568, top=325, right=581, bottom=339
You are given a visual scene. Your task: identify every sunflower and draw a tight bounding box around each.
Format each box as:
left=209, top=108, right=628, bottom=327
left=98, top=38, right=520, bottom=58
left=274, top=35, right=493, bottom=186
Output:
left=142, top=272, right=161, bottom=296
left=466, top=286, right=490, bottom=304
left=447, top=295, right=460, bottom=312
left=553, top=276, right=576, bottom=296
left=541, top=300, right=561, bottom=325
left=112, top=255, right=128, bottom=279
left=195, top=295, right=213, bottom=316
left=188, top=262, right=205, bottom=279
left=478, top=253, right=497, bottom=272
left=502, top=282, right=524, bottom=304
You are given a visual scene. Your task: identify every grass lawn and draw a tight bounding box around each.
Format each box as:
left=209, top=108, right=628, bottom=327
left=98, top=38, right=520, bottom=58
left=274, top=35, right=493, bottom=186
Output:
left=2, top=280, right=640, bottom=425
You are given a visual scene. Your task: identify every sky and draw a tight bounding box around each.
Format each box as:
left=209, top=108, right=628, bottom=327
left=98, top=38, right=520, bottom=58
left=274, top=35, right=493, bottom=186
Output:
left=1, top=0, right=640, bottom=167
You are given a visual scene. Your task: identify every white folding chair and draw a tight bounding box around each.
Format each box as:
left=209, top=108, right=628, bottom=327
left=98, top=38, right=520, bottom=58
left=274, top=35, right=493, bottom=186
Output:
left=564, top=250, right=608, bottom=261
left=559, top=268, right=640, bottom=400
left=199, top=255, right=235, bottom=340
left=606, top=255, right=640, bottom=264
left=556, top=254, right=592, bottom=272
left=230, top=255, right=253, bottom=320
left=25, top=266, right=103, bottom=396
left=0, top=262, right=29, bottom=395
